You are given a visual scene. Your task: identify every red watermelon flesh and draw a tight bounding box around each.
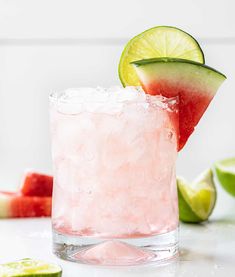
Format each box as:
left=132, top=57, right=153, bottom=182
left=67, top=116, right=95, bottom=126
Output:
left=132, top=58, right=226, bottom=150
left=0, top=191, right=52, bottom=218
left=21, top=172, right=53, bottom=197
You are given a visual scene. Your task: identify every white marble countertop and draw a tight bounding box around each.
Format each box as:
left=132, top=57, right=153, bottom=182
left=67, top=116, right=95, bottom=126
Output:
left=0, top=215, right=235, bottom=277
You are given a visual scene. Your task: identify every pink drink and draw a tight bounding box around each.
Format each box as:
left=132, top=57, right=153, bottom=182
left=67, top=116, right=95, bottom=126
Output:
left=50, top=87, right=179, bottom=265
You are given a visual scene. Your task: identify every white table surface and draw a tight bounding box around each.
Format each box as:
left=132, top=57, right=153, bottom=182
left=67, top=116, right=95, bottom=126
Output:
left=0, top=214, right=235, bottom=277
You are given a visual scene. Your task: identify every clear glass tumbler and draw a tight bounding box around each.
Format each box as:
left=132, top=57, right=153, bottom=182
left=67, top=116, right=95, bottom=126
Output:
left=50, top=87, right=179, bottom=266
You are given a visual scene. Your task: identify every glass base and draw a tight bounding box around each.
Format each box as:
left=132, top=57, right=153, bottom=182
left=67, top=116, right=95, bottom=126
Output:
left=52, top=228, right=179, bottom=266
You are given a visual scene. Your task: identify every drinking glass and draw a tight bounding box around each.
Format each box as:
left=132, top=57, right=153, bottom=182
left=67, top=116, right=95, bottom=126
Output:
left=50, top=87, right=179, bottom=265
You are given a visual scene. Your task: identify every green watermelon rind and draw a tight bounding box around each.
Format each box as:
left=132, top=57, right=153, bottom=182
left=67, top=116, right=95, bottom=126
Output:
left=131, top=57, right=226, bottom=80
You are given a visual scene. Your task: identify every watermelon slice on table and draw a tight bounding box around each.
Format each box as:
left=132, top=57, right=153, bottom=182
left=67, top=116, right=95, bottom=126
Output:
left=132, top=58, right=226, bottom=150
left=21, top=172, right=53, bottom=197
left=0, top=191, right=52, bottom=218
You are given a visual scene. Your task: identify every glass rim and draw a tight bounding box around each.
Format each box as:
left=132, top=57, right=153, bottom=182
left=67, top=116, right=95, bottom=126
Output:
left=49, top=87, right=179, bottom=113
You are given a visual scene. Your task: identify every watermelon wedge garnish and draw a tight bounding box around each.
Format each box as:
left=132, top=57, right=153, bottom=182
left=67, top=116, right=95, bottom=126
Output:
left=0, top=191, right=52, bottom=218
left=132, top=58, right=226, bottom=150
left=21, top=172, right=53, bottom=197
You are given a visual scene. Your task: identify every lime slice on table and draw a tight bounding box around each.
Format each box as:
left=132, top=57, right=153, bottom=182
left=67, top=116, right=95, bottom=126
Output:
left=119, top=26, right=205, bottom=86
left=0, top=259, right=62, bottom=277
left=177, top=169, right=217, bottom=223
left=215, top=157, right=235, bottom=197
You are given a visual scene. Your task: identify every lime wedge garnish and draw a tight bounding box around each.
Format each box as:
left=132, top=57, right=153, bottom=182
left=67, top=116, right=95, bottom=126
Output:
left=0, top=259, right=62, bottom=277
left=215, top=157, right=235, bottom=197
left=177, top=169, right=216, bottom=223
left=118, top=26, right=204, bottom=86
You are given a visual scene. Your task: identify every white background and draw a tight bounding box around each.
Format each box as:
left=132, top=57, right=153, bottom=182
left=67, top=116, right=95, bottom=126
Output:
left=0, top=0, right=234, bottom=205
left=1, top=1, right=235, bottom=276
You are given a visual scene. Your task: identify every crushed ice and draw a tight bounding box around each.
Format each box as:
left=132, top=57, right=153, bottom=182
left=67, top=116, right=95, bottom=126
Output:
left=50, top=86, right=177, bottom=114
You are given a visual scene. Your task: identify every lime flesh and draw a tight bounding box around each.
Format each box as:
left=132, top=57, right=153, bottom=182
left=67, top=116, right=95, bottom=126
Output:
left=177, top=169, right=216, bottom=223
left=215, top=158, right=235, bottom=197
left=119, top=26, right=205, bottom=86
left=0, top=259, right=62, bottom=277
